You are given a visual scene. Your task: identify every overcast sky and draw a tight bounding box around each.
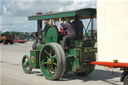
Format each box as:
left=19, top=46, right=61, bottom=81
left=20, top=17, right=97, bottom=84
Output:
left=0, top=0, right=96, bottom=32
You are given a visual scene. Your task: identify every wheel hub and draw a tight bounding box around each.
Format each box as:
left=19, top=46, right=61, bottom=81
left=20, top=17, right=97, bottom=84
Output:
left=47, top=58, right=52, bottom=64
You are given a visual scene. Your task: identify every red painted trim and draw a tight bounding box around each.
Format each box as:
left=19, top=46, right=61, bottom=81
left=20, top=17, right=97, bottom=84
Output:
left=90, top=61, right=128, bottom=68
left=13, top=40, right=27, bottom=43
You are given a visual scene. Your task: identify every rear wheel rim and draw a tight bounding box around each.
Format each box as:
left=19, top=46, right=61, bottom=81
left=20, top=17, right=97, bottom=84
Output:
left=54, top=43, right=66, bottom=77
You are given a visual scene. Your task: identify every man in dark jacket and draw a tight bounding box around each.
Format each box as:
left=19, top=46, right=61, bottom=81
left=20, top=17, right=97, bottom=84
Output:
left=60, top=18, right=77, bottom=49
left=71, top=16, right=84, bottom=40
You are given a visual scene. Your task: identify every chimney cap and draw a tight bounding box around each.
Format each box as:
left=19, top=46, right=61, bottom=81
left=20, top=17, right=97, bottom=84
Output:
left=36, top=12, right=42, bottom=15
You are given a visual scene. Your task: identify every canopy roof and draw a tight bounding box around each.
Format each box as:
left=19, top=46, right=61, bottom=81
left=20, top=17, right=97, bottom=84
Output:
left=28, top=8, right=96, bottom=21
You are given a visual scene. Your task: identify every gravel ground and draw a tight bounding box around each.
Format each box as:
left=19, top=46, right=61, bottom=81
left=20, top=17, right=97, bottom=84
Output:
left=0, top=42, right=123, bottom=85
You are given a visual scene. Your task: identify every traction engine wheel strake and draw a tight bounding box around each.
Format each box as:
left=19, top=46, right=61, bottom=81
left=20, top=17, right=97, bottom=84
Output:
left=54, top=43, right=66, bottom=77
left=39, top=43, right=66, bottom=80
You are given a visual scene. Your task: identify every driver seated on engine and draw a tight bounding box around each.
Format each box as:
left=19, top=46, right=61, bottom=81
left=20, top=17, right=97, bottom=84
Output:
left=59, top=18, right=77, bottom=49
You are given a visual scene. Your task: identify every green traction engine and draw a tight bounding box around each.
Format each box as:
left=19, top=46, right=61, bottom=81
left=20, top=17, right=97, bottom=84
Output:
left=22, top=8, right=97, bottom=80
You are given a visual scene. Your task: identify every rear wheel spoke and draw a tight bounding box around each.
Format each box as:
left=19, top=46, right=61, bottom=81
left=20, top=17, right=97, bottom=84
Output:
left=45, top=50, right=51, bottom=56
left=53, top=63, right=57, bottom=66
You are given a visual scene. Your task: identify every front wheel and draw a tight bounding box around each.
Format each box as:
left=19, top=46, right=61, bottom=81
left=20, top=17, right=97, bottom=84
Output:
left=22, top=55, right=32, bottom=74
left=124, top=75, right=128, bottom=85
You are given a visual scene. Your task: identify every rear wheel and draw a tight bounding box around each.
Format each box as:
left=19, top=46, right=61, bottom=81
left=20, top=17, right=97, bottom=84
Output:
left=39, top=43, right=66, bottom=80
left=124, top=75, right=128, bottom=85
left=22, top=55, right=32, bottom=74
